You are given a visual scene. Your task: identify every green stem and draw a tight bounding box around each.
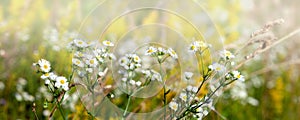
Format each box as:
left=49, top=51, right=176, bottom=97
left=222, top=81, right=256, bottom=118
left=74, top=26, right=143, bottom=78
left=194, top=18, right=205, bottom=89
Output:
left=56, top=99, right=66, bottom=120
left=123, top=94, right=132, bottom=118
left=158, top=61, right=167, bottom=120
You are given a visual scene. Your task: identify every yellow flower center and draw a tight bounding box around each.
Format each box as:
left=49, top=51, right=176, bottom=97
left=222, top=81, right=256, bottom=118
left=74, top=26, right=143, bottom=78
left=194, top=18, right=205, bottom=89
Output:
left=43, top=65, right=48, bottom=69
left=134, top=57, right=139, bottom=61
left=237, top=74, right=241, bottom=78
left=226, top=52, right=231, bottom=57
left=76, top=60, right=80, bottom=64
left=90, top=59, right=95, bottom=64
left=45, top=73, right=49, bottom=77
left=106, top=41, right=110, bottom=45
left=147, top=49, right=153, bottom=53
left=78, top=41, right=83, bottom=44
left=60, top=79, right=65, bottom=84
left=183, top=95, right=187, bottom=100
left=171, top=104, right=177, bottom=109
left=191, top=45, right=196, bottom=50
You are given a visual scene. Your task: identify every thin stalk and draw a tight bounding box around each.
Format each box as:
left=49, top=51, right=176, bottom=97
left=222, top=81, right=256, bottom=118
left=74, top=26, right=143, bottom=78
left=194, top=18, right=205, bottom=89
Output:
left=159, top=62, right=167, bottom=120
left=56, top=99, right=66, bottom=120
left=123, top=94, right=132, bottom=118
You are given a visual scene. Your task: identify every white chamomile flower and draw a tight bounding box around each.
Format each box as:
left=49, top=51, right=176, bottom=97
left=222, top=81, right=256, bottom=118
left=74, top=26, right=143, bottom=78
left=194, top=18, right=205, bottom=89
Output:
left=85, top=57, right=98, bottom=67
left=132, top=54, right=141, bottom=63
left=86, top=68, right=93, bottom=73
left=169, top=101, right=178, bottom=111
left=232, top=70, right=245, bottom=81
left=102, top=40, right=114, bottom=46
left=192, top=87, right=198, bottom=93
left=168, top=48, right=178, bottom=59
left=180, top=93, right=188, bottom=102
left=129, top=80, right=136, bottom=86
left=49, top=73, right=57, bottom=81
left=121, top=78, right=127, bottom=82
left=38, top=59, right=51, bottom=73
left=74, top=39, right=88, bottom=48
left=157, top=47, right=166, bottom=55
left=152, top=73, right=162, bottom=81
left=136, top=81, right=142, bottom=86
left=187, top=85, right=193, bottom=91
left=142, top=70, right=151, bottom=77
left=108, top=53, right=116, bottom=60
left=72, top=58, right=84, bottom=67
left=145, top=46, right=157, bottom=56
left=208, top=63, right=225, bottom=72
left=184, top=72, right=193, bottom=80
left=45, top=79, right=50, bottom=85
left=189, top=41, right=200, bottom=52
left=55, top=76, right=69, bottom=91
left=74, top=51, right=84, bottom=58
left=119, top=57, right=129, bottom=66
left=41, top=72, right=51, bottom=79
left=221, top=50, right=235, bottom=60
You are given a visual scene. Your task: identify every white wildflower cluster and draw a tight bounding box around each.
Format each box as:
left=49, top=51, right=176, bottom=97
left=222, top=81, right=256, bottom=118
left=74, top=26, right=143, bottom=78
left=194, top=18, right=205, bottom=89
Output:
left=184, top=72, right=194, bottom=80
left=119, top=54, right=143, bottom=90
left=145, top=46, right=178, bottom=59
left=167, top=42, right=245, bottom=120
left=62, top=92, right=79, bottom=112
left=169, top=101, right=179, bottom=111
left=208, top=63, right=225, bottom=73
left=226, top=70, right=245, bottom=81
left=188, top=39, right=211, bottom=53
left=229, top=81, right=259, bottom=106
left=70, top=39, right=115, bottom=76
left=192, top=97, right=214, bottom=120
left=119, top=54, right=142, bottom=71
left=33, top=59, right=69, bottom=91
left=15, top=78, right=35, bottom=102
left=142, top=69, right=162, bottom=82
left=220, top=50, right=235, bottom=60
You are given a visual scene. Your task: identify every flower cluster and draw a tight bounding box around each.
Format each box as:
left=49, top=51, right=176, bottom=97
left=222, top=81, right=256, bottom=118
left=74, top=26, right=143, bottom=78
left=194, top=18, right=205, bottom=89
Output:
left=145, top=46, right=178, bottom=60
left=119, top=54, right=143, bottom=91
left=226, top=70, right=245, bottom=81
left=15, top=78, right=35, bottom=102
left=220, top=50, right=235, bottom=60
left=119, top=54, right=142, bottom=71
left=70, top=39, right=115, bottom=76
left=188, top=40, right=210, bottom=53
left=192, top=97, right=214, bottom=119
left=168, top=72, right=199, bottom=113
left=142, top=69, right=162, bottom=82
left=33, top=59, right=69, bottom=91
left=208, top=63, right=225, bottom=73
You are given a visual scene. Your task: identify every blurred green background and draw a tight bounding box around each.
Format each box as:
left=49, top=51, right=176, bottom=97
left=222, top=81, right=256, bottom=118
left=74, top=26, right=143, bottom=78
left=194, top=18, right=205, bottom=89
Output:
left=0, top=0, right=300, bottom=119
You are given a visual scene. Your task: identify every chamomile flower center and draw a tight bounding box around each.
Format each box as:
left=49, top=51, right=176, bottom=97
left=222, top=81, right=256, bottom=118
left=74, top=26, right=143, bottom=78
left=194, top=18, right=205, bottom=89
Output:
left=45, top=73, right=49, bottom=77
left=236, top=74, right=241, bottom=78
left=76, top=60, right=81, bottom=64
left=134, top=56, right=140, bottom=61
left=147, top=49, right=153, bottom=53
left=191, top=45, right=196, bottom=50
left=90, top=59, right=95, bottom=64
left=43, top=65, right=49, bottom=69
left=60, top=79, right=65, bottom=84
